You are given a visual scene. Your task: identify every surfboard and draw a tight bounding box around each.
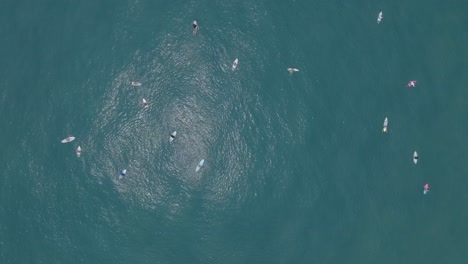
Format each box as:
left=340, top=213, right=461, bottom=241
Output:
left=170, top=131, right=177, bottom=142
left=61, top=137, right=75, bottom=143
left=413, top=151, right=418, bottom=164
left=377, top=12, right=383, bottom=23
left=196, top=159, right=205, bottom=172
left=407, top=80, right=417, bottom=87
left=287, top=68, right=299, bottom=73
left=382, top=117, right=388, bottom=133
left=76, top=146, right=81, bottom=157
left=232, top=58, right=238, bottom=69
left=119, top=169, right=127, bottom=179
left=131, top=81, right=141, bottom=87
left=143, top=98, right=148, bottom=108
left=192, top=20, right=198, bottom=35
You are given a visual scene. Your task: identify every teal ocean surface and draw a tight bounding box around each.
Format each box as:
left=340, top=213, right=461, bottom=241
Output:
left=1, top=0, right=467, bottom=263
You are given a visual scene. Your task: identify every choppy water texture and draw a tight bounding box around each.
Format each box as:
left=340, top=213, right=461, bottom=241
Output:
left=1, top=0, right=467, bottom=263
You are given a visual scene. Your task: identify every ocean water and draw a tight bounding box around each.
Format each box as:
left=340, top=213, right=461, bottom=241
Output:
left=1, top=0, right=467, bottom=263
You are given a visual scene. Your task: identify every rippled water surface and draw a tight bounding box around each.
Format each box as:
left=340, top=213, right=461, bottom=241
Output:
left=1, top=0, right=467, bottom=263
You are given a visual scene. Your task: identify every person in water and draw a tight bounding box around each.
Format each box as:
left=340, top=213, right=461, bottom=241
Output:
left=423, top=184, right=430, bottom=194
left=192, top=21, right=198, bottom=35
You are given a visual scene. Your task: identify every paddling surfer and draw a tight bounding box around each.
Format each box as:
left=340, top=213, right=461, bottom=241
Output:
left=287, top=68, right=299, bottom=75
left=192, top=21, right=198, bottom=35
left=423, top=184, right=430, bottom=194
left=407, top=80, right=416, bottom=87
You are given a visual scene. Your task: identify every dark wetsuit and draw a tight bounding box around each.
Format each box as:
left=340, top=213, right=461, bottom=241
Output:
left=193, top=24, right=197, bottom=29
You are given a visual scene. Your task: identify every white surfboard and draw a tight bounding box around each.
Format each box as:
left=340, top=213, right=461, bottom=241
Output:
left=192, top=20, right=198, bottom=35
left=131, top=81, right=141, bottom=87
left=413, top=151, right=418, bottom=164
left=382, top=117, right=388, bottom=133
left=377, top=11, right=383, bottom=24
left=287, top=68, right=299, bottom=73
left=232, top=58, right=238, bottom=69
left=76, top=146, right=81, bottom=157
left=169, top=131, right=177, bottom=142
left=142, top=98, right=148, bottom=108
left=61, top=136, right=75, bottom=143
left=195, top=159, right=205, bottom=172
left=119, top=169, right=127, bottom=179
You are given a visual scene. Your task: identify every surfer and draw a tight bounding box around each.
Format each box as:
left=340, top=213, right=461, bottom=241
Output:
left=232, top=58, right=238, bottom=69
left=192, top=20, right=198, bottom=35
left=287, top=68, right=299, bottom=75
left=131, top=81, right=141, bottom=87
left=413, top=151, right=419, bottom=164
left=61, top=136, right=75, bottom=143
left=169, top=131, right=177, bottom=142
left=119, top=169, right=127, bottom=179
left=423, top=183, right=430, bottom=194
left=382, top=117, right=388, bottom=133
left=407, top=80, right=416, bottom=87
left=143, top=98, right=148, bottom=108
left=377, top=11, right=383, bottom=24
left=196, top=159, right=205, bottom=172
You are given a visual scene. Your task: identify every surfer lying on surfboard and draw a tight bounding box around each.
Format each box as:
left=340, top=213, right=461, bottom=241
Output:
left=119, top=169, right=127, bottom=179
left=232, top=58, right=238, bottom=69
left=192, top=21, right=198, bottom=35
left=423, top=183, right=430, bottom=194
left=196, top=159, right=204, bottom=172
left=407, top=80, right=416, bottom=87
left=377, top=12, right=383, bottom=24
left=413, top=151, right=419, bottom=164
left=169, top=131, right=176, bottom=142
left=61, top=136, right=75, bottom=143
left=382, top=117, right=388, bottom=133
left=287, top=68, right=299, bottom=75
